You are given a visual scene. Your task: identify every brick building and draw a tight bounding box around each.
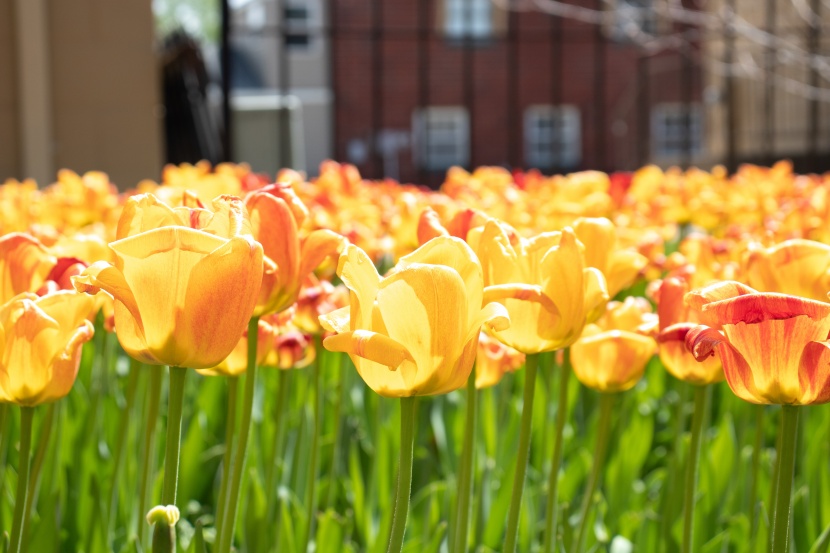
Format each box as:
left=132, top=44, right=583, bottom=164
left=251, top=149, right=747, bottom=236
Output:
left=330, top=0, right=703, bottom=186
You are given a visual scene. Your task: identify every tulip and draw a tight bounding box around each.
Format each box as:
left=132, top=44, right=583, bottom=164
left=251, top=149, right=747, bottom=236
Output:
left=0, top=291, right=95, bottom=406
left=73, top=193, right=263, bottom=369
left=470, top=219, right=608, bottom=355
left=574, top=217, right=648, bottom=302
left=655, top=277, right=723, bottom=385
left=196, top=318, right=276, bottom=378
left=475, top=333, right=525, bottom=389
left=571, top=297, right=656, bottom=394
left=570, top=297, right=655, bottom=553
left=685, top=281, right=830, bottom=553
left=0, top=233, right=56, bottom=305
left=246, top=183, right=346, bottom=316
left=744, top=239, right=830, bottom=303
left=320, top=236, right=508, bottom=553
left=0, top=290, right=95, bottom=553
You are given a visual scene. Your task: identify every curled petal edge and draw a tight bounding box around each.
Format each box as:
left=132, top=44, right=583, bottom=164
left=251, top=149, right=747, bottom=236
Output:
left=482, top=284, right=559, bottom=319
left=684, top=325, right=725, bottom=362
left=323, top=329, right=413, bottom=371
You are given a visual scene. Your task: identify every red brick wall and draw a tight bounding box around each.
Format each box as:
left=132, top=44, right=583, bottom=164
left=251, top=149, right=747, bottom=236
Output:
left=332, top=0, right=702, bottom=186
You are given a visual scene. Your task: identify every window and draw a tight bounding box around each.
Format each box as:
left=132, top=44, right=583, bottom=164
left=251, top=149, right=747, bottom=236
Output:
left=444, top=0, right=493, bottom=40
left=524, top=105, right=581, bottom=169
left=610, top=0, right=658, bottom=42
left=412, top=107, right=470, bottom=171
left=651, top=103, right=703, bottom=159
left=283, top=0, right=312, bottom=50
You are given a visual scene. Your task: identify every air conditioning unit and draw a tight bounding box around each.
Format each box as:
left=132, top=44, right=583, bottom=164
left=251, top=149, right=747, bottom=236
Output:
left=230, top=92, right=306, bottom=175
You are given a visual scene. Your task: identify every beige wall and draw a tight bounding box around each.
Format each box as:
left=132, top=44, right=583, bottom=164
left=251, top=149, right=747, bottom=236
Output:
left=702, top=0, right=830, bottom=165
left=0, top=0, right=19, bottom=180
left=0, top=0, right=162, bottom=188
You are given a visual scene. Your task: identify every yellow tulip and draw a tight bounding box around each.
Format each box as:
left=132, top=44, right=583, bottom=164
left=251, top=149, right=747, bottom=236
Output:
left=0, top=291, right=95, bottom=405
left=470, top=219, right=608, bottom=354
left=744, top=239, right=830, bottom=303
left=571, top=297, right=656, bottom=393
left=245, top=183, right=346, bottom=316
left=73, top=193, right=263, bottom=369
left=573, top=217, right=648, bottom=300
left=319, top=237, right=509, bottom=398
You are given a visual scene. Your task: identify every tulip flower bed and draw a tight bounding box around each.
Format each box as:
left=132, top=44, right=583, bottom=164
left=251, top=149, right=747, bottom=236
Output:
left=2, top=160, right=830, bottom=553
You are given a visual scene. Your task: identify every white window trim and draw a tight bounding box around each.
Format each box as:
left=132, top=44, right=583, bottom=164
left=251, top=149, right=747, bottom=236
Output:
left=282, top=0, right=322, bottom=55
left=412, top=107, right=470, bottom=171
left=524, top=105, right=581, bottom=169
left=651, top=102, right=704, bottom=162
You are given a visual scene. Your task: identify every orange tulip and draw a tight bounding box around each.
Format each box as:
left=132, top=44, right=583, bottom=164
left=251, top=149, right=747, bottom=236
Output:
left=571, top=297, right=656, bottom=393
left=0, top=291, right=95, bottom=405
left=470, top=219, right=608, bottom=354
left=475, top=333, right=525, bottom=389
left=686, top=281, right=830, bottom=404
left=320, top=237, right=509, bottom=397
left=744, top=239, right=830, bottom=302
left=0, top=233, right=56, bottom=305
left=196, top=318, right=278, bottom=377
left=245, top=183, right=346, bottom=316
left=73, top=193, right=263, bottom=369
left=655, top=277, right=723, bottom=385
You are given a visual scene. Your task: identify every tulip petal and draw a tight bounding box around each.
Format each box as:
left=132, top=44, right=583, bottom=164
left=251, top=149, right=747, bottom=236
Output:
left=247, top=191, right=300, bottom=301
left=323, top=330, right=412, bottom=369
left=298, top=229, right=347, bottom=283
left=319, top=306, right=351, bottom=334
left=686, top=325, right=762, bottom=403
left=584, top=267, right=611, bottom=324
left=0, top=233, right=57, bottom=305
left=180, top=236, right=263, bottom=368
left=417, top=207, right=450, bottom=245
left=72, top=261, right=143, bottom=332
left=685, top=281, right=757, bottom=326
left=702, top=292, right=830, bottom=326
left=116, top=194, right=181, bottom=240
left=574, top=217, right=614, bottom=273
left=376, top=263, right=469, bottom=394
left=799, top=341, right=830, bottom=404
left=571, top=329, right=654, bottom=393
left=658, top=277, right=691, bottom=330
left=483, top=284, right=559, bottom=318
left=397, top=236, right=483, bottom=329
left=606, top=249, right=648, bottom=297
left=337, top=245, right=380, bottom=330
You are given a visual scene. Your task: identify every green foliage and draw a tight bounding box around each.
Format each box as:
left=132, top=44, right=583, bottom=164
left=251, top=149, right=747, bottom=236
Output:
left=1, top=337, right=828, bottom=552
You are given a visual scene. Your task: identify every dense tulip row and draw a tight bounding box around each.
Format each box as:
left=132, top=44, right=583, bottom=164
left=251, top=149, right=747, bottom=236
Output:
left=1, top=159, right=829, bottom=553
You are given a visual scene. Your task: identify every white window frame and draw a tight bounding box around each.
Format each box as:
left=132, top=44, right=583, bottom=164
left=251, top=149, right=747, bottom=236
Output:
left=444, top=0, right=493, bottom=40
left=651, top=103, right=704, bottom=161
left=524, top=105, right=581, bottom=169
left=412, top=107, right=470, bottom=171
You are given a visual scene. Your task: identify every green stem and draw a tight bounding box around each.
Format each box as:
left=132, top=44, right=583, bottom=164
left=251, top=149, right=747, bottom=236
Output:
left=9, top=407, right=35, bottom=553
left=503, top=353, right=539, bottom=553
left=218, top=316, right=259, bottom=553
left=107, top=361, right=140, bottom=542
left=161, top=366, right=188, bottom=506
left=138, top=365, right=163, bottom=547
left=20, top=402, right=56, bottom=553
left=386, top=396, right=417, bottom=553
left=749, top=405, right=764, bottom=552
left=573, top=392, right=616, bottom=553
left=453, top=364, right=478, bottom=553
left=770, top=405, right=799, bottom=553
left=265, top=370, right=289, bottom=519
left=682, top=385, right=709, bottom=553
left=542, top=349, right=572, bottom=553
left=302, top=336, right=323, bottom=552
left=214, top=376, right=238, bottom=549
left=325, top=353, right=348, bottom=511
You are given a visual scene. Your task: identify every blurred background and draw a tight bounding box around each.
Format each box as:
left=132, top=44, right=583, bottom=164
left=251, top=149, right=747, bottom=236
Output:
left=1, top=0, right=829, bottom=188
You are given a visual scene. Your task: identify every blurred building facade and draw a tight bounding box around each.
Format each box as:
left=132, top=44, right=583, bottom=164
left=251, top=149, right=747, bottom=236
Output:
left=0, top=0, right=162, bottom=187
